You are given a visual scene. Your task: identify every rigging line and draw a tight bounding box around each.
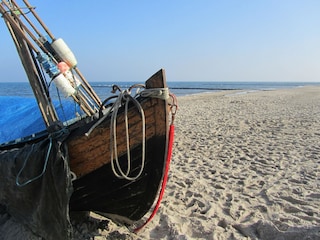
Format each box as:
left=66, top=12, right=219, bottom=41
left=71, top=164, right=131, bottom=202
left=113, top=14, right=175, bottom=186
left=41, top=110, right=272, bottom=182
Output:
left=2, top=0, right=47, bottom=54
left=3, top=0, right=33, bottom=13
left=85, top=101, right=115, bottom=137
left=85, top=87, right=127, bottom=137
left=16, top=138, right=52, bottom=187
left=0, top=3, right=38, bottom=53
left=30, top=46, right=51, bottom=97
left=74, top=67, right=102, bottom=106
left=76, top=87, right=98, bottom=113
left=10, top=0, right=42, bottom=37
left=22, top=0, right=55, bottom=40
left=56, top=87, right=68, bottom=122
left=15, top=125, right=70, bottom=187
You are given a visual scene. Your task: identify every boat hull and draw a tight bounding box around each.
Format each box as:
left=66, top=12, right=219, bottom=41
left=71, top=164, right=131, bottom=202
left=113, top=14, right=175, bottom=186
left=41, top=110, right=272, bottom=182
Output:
left=68, top=69, right=169, bottom=223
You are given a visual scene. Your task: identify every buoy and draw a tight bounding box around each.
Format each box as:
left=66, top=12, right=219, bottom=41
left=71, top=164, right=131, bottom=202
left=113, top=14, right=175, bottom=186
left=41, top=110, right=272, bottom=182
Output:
left=51, top=38, right=78, bottom=68
left=57, top=61, right=69, bottom=73
left=53, top=73, right=76, bottom=97
left=57, top=61, right=81, bottom=89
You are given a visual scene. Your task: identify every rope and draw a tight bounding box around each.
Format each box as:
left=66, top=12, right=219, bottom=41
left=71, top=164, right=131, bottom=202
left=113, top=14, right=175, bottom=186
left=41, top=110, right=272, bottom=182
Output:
left=110, top=91, right=146, bottom=180
left=16, top=137, right=53, bottom=187
left=15, top=127, right=69, bottom=187
left=139, top=87, right=169, bottom=100
left=85, top=103, right=114, bottom=137
left=85, top=84, right=170, bottom=181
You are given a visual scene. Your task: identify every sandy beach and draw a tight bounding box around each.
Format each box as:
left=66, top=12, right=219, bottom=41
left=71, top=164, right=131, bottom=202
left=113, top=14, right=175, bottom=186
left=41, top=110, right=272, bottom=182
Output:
left=77, top=86, right=320, bottom=240
left=2, top=86, right=320, bottom=239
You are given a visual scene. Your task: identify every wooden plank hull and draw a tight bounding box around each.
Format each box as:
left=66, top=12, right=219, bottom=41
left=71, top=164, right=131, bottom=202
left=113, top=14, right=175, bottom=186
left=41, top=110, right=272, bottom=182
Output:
left=68, top=69, right=169, bottom=223
left=70, top=135, right=166, bottom=223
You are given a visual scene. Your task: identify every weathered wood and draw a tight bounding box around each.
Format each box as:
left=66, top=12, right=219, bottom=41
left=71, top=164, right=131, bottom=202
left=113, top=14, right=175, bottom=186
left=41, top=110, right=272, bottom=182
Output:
left=1, top=1, right=102, bottom=121
left=3, top=19, right=58, bottom=126
left=74, top=67, right=102, bottom=106
left=69, top=69, right=170, bottom=222
left=23, top=0, right=55, bottom=40
left=68, top=69, right=168, bottom=178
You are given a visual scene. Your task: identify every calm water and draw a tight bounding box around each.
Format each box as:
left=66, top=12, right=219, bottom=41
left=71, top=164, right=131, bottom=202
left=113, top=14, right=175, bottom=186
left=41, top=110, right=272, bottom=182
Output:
left=1, top=81, right=318, bottom=99
left=0, top=81, right=319, bottom=143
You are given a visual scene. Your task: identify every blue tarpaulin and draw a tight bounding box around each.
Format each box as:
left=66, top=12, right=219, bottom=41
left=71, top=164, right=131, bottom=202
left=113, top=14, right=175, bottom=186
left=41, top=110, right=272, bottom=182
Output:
left=0, top=96, right=80, bottom=143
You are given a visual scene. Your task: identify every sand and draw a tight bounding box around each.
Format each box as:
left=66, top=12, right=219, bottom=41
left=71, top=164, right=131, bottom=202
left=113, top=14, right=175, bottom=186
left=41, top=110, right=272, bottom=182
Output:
left=86, top=86, right=320, bottom=240
left=2, top=86, right=320, bottom=239
left=150, top=86, right=320, bottom=240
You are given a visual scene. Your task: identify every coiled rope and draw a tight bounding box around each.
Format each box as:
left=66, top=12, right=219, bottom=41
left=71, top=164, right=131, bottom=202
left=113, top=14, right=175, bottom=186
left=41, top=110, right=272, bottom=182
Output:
left=110, top=89, right=146, bottom=180
left=85, top=84, right=169, bottom=180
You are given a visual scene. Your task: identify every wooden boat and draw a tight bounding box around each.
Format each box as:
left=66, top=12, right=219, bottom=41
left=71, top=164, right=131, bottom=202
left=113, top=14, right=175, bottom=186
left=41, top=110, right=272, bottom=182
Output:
left=0, top=0, right=176, bottom=238
left=68, top=69, right=171, bottom=223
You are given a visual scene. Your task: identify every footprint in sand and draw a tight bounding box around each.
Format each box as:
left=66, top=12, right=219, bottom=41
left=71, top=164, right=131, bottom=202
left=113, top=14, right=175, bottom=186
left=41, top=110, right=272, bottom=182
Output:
left=186, top=196, right=211, bottom=215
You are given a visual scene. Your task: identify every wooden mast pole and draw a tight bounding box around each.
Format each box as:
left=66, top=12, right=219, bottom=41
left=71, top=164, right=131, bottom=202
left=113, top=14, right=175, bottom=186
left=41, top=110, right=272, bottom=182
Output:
left=23, top=0, right=102, bottom=107
left=1, top=1, right=104, bottom=123
left=2, top=1, right=49, bottom=55
left=4, top=20, right=58, bottom=126
left=0, top=2, right=58, bottom=126
left=22, top=0, right=55, bottom=40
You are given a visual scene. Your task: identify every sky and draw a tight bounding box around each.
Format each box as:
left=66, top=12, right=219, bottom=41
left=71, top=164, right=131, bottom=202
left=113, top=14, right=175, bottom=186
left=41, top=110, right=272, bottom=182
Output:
left=0, top=0, right=320, bottom=82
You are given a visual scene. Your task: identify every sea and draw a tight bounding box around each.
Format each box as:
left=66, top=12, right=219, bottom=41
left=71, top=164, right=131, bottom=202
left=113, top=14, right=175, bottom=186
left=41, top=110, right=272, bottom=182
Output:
left=0, top=81, right=319, bottom=144
left=1, top=81, right=319, bottom=99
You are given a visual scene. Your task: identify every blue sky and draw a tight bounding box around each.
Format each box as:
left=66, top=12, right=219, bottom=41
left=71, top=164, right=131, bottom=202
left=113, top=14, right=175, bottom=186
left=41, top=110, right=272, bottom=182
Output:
left=1, top=0, right=320, bottom=82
